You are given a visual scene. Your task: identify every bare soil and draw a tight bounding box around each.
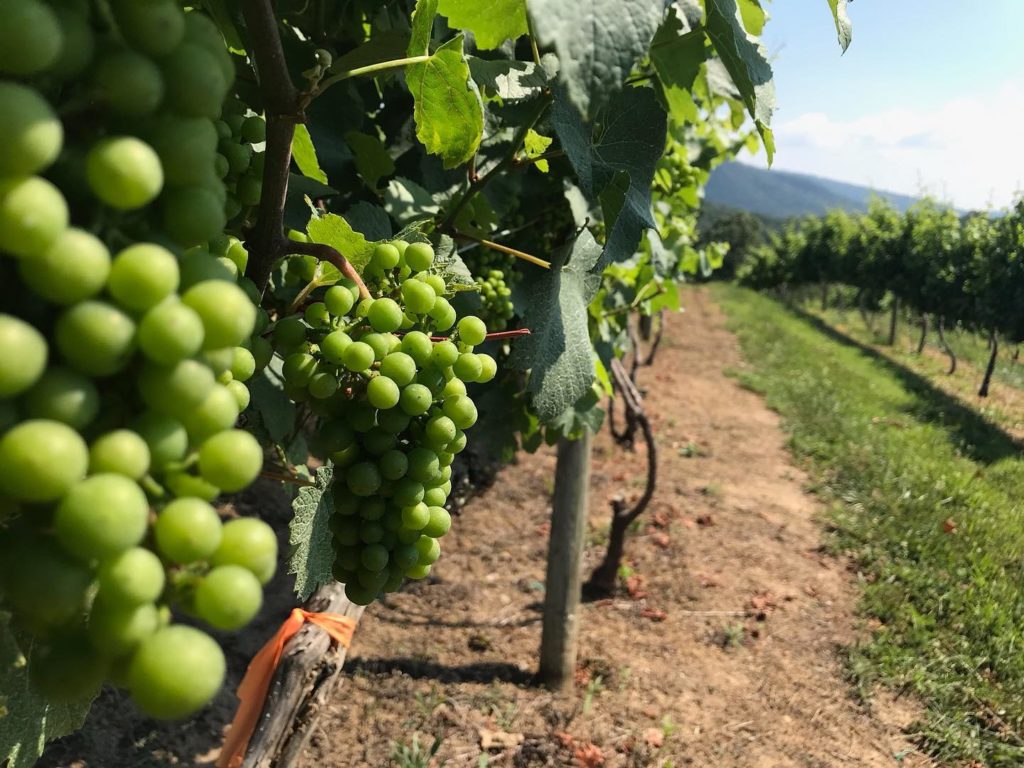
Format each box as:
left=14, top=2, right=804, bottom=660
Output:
left=38, top=288, right=928, bottom=767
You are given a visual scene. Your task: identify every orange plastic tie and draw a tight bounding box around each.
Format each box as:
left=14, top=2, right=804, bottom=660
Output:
left=217, top=608, right=357, bottom=768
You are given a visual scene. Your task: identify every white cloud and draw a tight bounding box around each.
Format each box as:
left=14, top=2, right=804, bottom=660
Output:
left=746, top=83, right=1024, bottom=210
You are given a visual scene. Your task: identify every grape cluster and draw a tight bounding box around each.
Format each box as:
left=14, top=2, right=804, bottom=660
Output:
left=475, top=269, right=514, bottom=330
left=0, top=2, right=274, bottom=719
left=217, top=100, right=266, bottom=225
left=271, top=240, right=495, bottom=605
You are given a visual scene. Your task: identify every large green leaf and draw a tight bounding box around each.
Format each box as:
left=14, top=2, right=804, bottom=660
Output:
left=511, top=230, right=603, bottom=421
left=306, top=211, right=377, bottom=274
left=406, top=36, right=484, bottom=169
left=650, top=5, right=707, bottom=91
left=408, top=0, right=439, bottom=56
left=291, top=124, right=328, bottom=184
left=529, top=0, right=664, bottom=119
left=467, top=54, right=558, bottom=102
left=334, top=30, right=410, bottom=72
left=704, top=0, right=776, bottom=162
left=827, top=0, right=853, bottom=53
left=384, top=177, right=441, bottom=225
left=1, top=618, right=93, bottom=768
left=437, top=0, right=528, bottom=50
left=344, top=130, right=396, bottom=190
left=287, top=464, right=335, bottom=600
left=552, top=86, right=667, bottom=266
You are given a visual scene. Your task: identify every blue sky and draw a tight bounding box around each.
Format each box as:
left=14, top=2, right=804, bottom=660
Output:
left=742, top=1, right=1024, bottom=209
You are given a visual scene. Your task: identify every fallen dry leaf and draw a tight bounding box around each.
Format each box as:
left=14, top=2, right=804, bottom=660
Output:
left=479, top=728, right=524, bottom=751
left=640, top=608, right=667, bottom=622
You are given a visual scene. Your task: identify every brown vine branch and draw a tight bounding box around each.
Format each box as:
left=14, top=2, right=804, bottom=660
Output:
left=286, top=240, right=370, bottom=299
left=241, top=0, right=303, bottom=295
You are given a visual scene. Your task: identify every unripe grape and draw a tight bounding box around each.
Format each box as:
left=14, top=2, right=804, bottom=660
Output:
left=211, top=517, right=278, bottom=584
left=0, top=419, right=87, bottom=502
left=429, top=297, right=457, bottom=331
left=379, top=449, right=408, bottom=480
left=55, top=300, right=136, bottom=377
left=55, top=473, right=150, bottom=561
left=86, top=137, right=164, bottom=210
left=453, top=352, right=482, bottom=381
left=227, top=379, right=251, bottom=410
left=367, top=298, right=403, bottom=332
left=283, top=352, right=318, bottom=387
left=476, top=353, right=497, bottom=383
left=92, top=49, right=164, bottom=117
left=273, top=315, right=307, bottom=351
left=430, top=340, right=459, bottom=368
left=161, top=43, right=229, bottom=118
left=457, top=315, right=487, bottom=346
left=128, top=625, right=225, bottom=719
left=360, top=544, right=389, bottom=572
left=324, top=285, right=355, bottom=317
left=0, top=314, right=47, bottom=397
left=367, top=376, right=400, bottom=409
left=308, top=371, right=339, bottom=399
left=0, top=0, right=63, bottom=75
left=304, top=301, right=330, bottom=328
left=443, top=394, right=478, bottom=429
left=162, top=186, right=227, bottom=246
left=347, top=461, right=381, bottom=497
left=342, top=341, right=375, bottom=372
left=49, top=6, right=95, bottom=79
left=97, top=547, right=165, bottom=605
left=113, top=0, right=185, bottom=57
left=240, top=115, right=266, bottom=143
left=422, top=506, right=451, bottom=538
left=401, top=279, right=437, bottom=314
left=147, top=116, right=218, bottom=187
left=0, top=82, right=63, bottom=176
left=132, top=411, right=188, bottom=467
left=195, top=565, right=262, bottom=630
left=401, top=502, right=430, bottom=530
left=198, top=429, right=262, bottom=492
left=89, top=430, right=151, bottom=479
left=230, top=347, right=256, bottom=382
left=184, top=385, right=240, bottom=442
left=379, top=352, right=417, bottom=386
left=415, top=535, right=441, bottom=565
left=89, top=599, right=160, bottom=657
left=182, top=280, right=257, bottom=349
left=399, top=383, right=432, bottom=416
left=405, top=242, right=435, bottom=272
left=20, top=228, right=110, bottom=305
left=0, top=175, right=68, bottom=258
left=23, top=367, right=99, bottom=429
left=320, top=330, right=352, bottom=364
left=154, top=498, right=222, bottom=563
left=138, top=358, right=216, bottom=417
left=109, top=243, right=180, bottom=312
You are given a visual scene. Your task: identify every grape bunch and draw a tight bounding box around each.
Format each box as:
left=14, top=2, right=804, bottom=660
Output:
left=216, top=100, right=267, bottom=225
left=271, top=239, right=495, bottom=605
left=0, top=2, right=275, bottom=719
left=475, top=269, right=514, bottom=331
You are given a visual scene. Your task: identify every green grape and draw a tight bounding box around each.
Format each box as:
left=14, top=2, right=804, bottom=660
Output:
left=250, top=336, right=273, bottom=371
left=457, top=316, right=487, bottom=346
left=360, top=544, right=389, bottom=572
left=370, top=243, right=399, bottom=270
left=211, top=517, right=277, bottom=584
left=91, top=48, right=164, bottom=117
left=415, top=535, right=441, bottom=565
left=367, top=298, right=403, bottom=332
left=430, top=340, right=459, bottom=368
left=419, top=274, right=446, bottom=296
left=194, top=565, right=262, bottom=631
left=55, top=473, right=150, bottom=561
left=182, top=280, right=257, bottom=348
left=146, top=116, right=218, bottom=187
left=347, top=403, right=376, bottom=432
left=423, top=486, right=447, bottom=507
left=201, top=348, right=234, bottom=378
left=112, top=0, right=185, bottom=57
left=133, top=411, right=188, bottom=467
left=443, top=395, right=478, bottom=429
left=344, top=581, right=377, bottom=606
left=20, top=227, right=110, bottom=305
left=477, top=353, right=497, bottom=383
left=89, top=599, right=159, bottom=657
left=346, top=461, right=381, bottom=496
left=401, top=279, right=436, bottom=314
left=308, top=371, right=339, bottom=399
left=161, top=43, right=228, bottom=118
left=429, top=297, right=457, bottom=331
left=304, top=301, right=330, bottom=327
left=453, top=353, right=482, bottom=381
left=23, top=367, right=99, bottom=429
left=220, top=142, right=252, bottom=174
left=436, top=450, right=454, bottom=467
left=320, top=330, right=351, bottom=364
left=0, top=419, right=87, bottom=502
left=283, top=352, right=318, bottom=386
left=424, top=415, right=457, bottom=447
left=128, top=625, right=225, bottom=719
left=89, top=430, right=151, bottom=479
left=360, top=498, right=386, bottom=521
left=138, top=359, right=215, bottom=417
left=184, top=385, right=239, bottom=442
left=362, top=427, right=395, bottom=456
left=162, top=186, right=227, bottom=246
left=378, top=352, right=416, bottom=386
left=0, top=82, right=63, bottom=176
left=97, top=547, right=165, bottom=605
left=389, top=544, right=417, bottom=572
left=227, top=380, right=250, bottom=410
left=397, top=527, right=420, bottom=545
left=401, top=331, right=433, bottom=366
left=225, top=239, right=248, bottom=272
left=273, top=315, right=307, bottom=351
left=379, top=449, right=408, bottom=481
left=331, top=515, right=361, bottom=546
left=179, top=247, right=235, bottom=287
left=230, top=347, right=255, bottom=382
left=405, top=242, right=435, bottom=272
left=416, top=367, right=446, bottom=393
left=359, top=519, right=384, bottom=544
left=154, top=498, right=222, bottom=563
left=86, top=136, right=163, bottom=209
left=236, top=177, right=262, bottom=207
left=362, top=332, right=393, bottom=360
left=442, top=377, right=467, bottom=398
left=0, top=175, right=68, bottom=258
left=407, top=447, right=440, bottom=483
left=399, top=383, right=432, bottom=416
left=182, top=11, right=233, bottom=83
left=198, top=429, right=262, bottom=492
left=342, top=341, right=374, bottom=372
left=401, top=502, right=430, bottom=530
left=55, top=300, right=135, bottom=376
left=406, top=563, right=431, bottom=580
left=0, top=0, right=63, bottom=75
left=422, top=507, right=451, bottom=538
left=377, top=407, right=411, bottom=434
left=240, top=115, right=266, bottom=143
left=0, top=534, right=92, bottom=627
left=49, top=6, right=95, bottom=80
left=165, top=469, right=220, bottom=501
left=324, top=285, right=355, bottom=317
left=0, top=314, right=47, bottom=397
left=447, top=430, right=467, bottom=454
left=108, top=243, right=180, bottom=312
left=367, top=376, right=400, bottom=409
left=357, top=567, right=388, bottom=592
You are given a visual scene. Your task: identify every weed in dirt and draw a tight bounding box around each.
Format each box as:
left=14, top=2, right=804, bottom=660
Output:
left=678, top=441, right=706, bottom=458
left=717, top=284, right=1024, bottom=764
left=720, top=623, right=745, bottom=649
left=390, top=734, right=442, bottom=768
left=582, top=675, right=605, bottom=715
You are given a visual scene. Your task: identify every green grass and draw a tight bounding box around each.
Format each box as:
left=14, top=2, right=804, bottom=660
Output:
left=714, top=284, right=1024, bottom=765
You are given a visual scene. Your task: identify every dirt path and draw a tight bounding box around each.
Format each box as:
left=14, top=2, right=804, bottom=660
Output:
left=299, top=287, right=928, bottom=768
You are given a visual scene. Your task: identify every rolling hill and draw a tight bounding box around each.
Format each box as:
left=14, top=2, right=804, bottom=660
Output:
left=705, top=161, right=922, bottom=219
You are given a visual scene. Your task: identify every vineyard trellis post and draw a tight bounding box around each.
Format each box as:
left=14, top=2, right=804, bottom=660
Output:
left=538, top=429, right=593, bottom=692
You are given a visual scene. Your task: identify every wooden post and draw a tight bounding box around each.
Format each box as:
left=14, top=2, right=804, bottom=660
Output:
left=538, top=429, right=593, bottom=692
left=887, top=295, right=899, bottom=346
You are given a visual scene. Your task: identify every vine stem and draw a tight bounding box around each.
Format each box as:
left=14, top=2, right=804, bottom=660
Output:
left=259, top=468, right=316, bottom=487
left=427, top=328, right=532, bottom=342
left=287, top=240, right=370, bottom=299
left=311, top=55, right=432, bottom=100
left=453, top=231, right=551, bottom=269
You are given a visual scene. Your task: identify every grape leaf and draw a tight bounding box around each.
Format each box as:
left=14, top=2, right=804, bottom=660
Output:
left=344, top=130, right=396, bottom=190
left=1, top=618, right=93, bottom=768
left=552, top=86, right=667, bottom=266
left=333, top=30, right=410, bottom=72
left=704, top=0, right=776, bottom=162
left=827, top=0, right=853, bottom=53
left=249, top=357, right=296, bottom=445
left=292, top=124, right=328, bottom=184
left=738, top=0, right=765, bottom=36
left=307, top=211, right=378, bottom=274
left=408, top=0, right=439, bottom=56
left=437, top=0, right=528, bottom=50
left=288, top=464, right=335, bottom=601
left=467, top=54, right=558, bottom=102
left=529, top=0, right=664, bottom=119
left=650, top=5, right=707, bottom=91
left=406, top=36, right=484, bottom=169
left=523, top=129, right=553, bottom=172
left=385, top=177, right=442, bottom=224
left=345, top=201, right=393, bottom=241
left=511, top=229, right=603, bottom=421
left=433, top=235, right=476, bottom=292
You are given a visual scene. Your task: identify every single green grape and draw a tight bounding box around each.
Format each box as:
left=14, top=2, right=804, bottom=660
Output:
left=367, top=376, right=400, bottom=409
left=324, top=285, right=355, bottom=317
left=97, top=547, right=165, bottom=605
left=211, top=517, right=278, bottom=584
left=0, top=175, right=69, bottom=258
left=128, top=625, right=226, bottom=719
left=23, top=366, right=99, bottom=429
left=443, top=394, right=478, bottom=429
left=399, top=383, right=432, bottom=416
left=154, top=498, right=223, bottom=563
left=0, top=314, right=47, bottom=397
left=367, top=298, right=403, bottom=332
left=55, top=473, right=150, bottom=561
left=132, top=411, right=188, bottom=467
left=0, top=419, right=88, bottom=502
left=453, top=353, right=482, bottom=381
left=194, top=565, right=263, bottom=631
left=20, top=227, right=110, bottom=305
left=342, top=341, right=375, bottom=372
left=346, top=461, right=381, bottom=497
left=198, top=429, right=262, bottom=492
left=401, top=279, right=436, bottom=315
left=55, top=300, right=136, bottom=376
left=0, top=82, right=63, bottom=176
left=405, top=242, right=435, bottom=272
left=457, top=315, right=487, bottom=346
left=86, top=136, right=163, bottom=210
left=422, top=506, right=451, bottom=538
left=182, top=280, right=257, bottom=349
left=89, top=430, right=151, bottom=479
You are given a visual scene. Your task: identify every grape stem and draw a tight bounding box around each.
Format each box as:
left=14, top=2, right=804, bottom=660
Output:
left=308, top=55, right=433, bottom=102
left=453, top=231, right=551, bottom=270
left=427, top=329, right=532, bottom=342
left=259, top=468, right=316, bottom=487
left=286, top=240, right=371, bottom=299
